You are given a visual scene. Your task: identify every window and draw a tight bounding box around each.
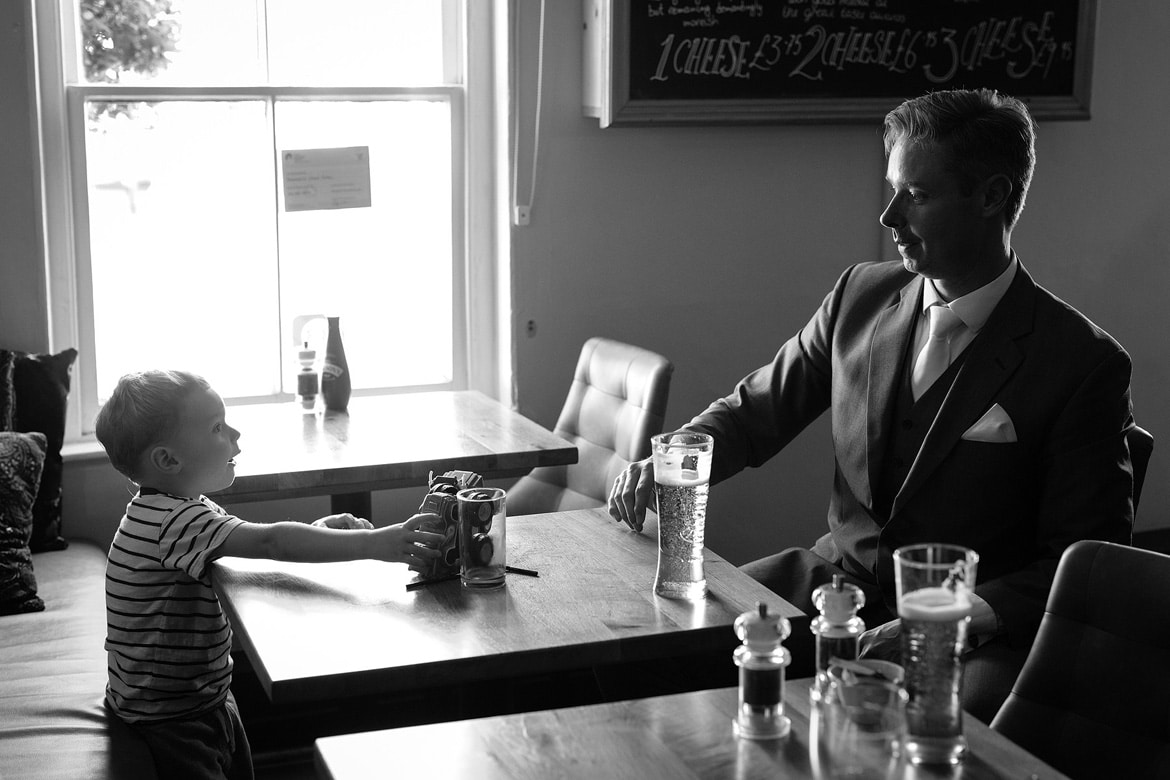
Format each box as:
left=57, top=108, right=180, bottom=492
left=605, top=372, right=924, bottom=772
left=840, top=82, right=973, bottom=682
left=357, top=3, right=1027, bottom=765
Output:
left=37, top=0, right=503, bottom=438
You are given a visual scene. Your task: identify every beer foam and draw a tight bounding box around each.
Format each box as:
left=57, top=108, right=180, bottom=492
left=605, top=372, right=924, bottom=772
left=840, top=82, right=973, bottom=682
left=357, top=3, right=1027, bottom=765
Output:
left=897, top=586, right=972, bottom=621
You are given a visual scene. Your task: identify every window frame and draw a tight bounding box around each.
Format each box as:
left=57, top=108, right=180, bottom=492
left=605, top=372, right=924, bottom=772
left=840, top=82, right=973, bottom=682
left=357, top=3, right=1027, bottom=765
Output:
left=34, top=0, right=505, bottom=442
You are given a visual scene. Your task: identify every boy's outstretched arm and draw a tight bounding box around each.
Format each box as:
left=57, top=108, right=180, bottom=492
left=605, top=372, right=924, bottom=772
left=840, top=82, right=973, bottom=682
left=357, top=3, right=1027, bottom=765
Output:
left=218, top=513, right=444, bottom=573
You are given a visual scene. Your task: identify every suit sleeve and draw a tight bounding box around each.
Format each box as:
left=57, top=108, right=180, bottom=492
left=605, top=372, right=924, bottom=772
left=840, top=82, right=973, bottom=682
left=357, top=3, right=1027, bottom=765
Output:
left=684, top=266, right=854, bottom=485
left=977, top=345, right=1135, bottom=647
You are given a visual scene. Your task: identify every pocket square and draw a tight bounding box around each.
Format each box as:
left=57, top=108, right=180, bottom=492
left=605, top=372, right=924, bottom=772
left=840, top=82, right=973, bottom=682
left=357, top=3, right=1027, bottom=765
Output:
left=962, top=403, right=1017, bottom=443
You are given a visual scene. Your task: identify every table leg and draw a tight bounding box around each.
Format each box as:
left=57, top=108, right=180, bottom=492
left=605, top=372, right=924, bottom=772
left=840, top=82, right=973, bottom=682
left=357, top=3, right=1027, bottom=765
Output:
left=331, top=492, right=373, bottom=520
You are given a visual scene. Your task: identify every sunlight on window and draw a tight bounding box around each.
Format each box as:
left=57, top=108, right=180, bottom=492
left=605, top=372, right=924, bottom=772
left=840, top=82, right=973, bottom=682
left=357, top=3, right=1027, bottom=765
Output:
left=86, top=101, right=279, bottom=399
left=275, top=100, right=454, bottom=390
left=79, top=1, right=458, bottom=403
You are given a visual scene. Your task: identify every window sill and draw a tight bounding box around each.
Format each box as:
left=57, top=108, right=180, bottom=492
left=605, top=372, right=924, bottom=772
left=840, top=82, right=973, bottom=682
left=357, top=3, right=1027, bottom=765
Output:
left=62, top=439, right=108, bottom=463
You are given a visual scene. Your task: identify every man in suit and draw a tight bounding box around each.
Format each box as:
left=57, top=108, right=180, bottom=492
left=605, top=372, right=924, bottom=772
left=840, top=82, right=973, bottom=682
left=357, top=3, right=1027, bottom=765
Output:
left=608, top=89, right=1135, bottom=718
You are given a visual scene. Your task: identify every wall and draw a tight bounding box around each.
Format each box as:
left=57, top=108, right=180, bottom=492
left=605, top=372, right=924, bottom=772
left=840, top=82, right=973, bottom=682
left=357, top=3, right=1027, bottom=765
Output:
left=507, top=0, right=1170, bottom=565
left=3, top=2, right=1168, bottom=562
left=0, top=0, right=49, bottom=352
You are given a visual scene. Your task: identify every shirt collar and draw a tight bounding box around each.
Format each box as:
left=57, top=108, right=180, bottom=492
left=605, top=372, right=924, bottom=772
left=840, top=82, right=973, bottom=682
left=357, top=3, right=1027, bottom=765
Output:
left=921, top=254, right=1018, bottom=334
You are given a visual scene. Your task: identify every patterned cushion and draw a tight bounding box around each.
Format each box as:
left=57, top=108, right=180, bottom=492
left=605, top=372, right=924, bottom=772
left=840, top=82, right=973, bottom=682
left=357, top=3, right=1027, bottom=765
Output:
left=0, top=431, right=47, bottom=614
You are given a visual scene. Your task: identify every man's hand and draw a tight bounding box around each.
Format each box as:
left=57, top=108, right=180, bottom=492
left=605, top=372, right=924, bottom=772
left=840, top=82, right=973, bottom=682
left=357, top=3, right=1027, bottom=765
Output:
left=859, top=618, right=903, bottom=663
left=608, top=457, right=657, bottom=532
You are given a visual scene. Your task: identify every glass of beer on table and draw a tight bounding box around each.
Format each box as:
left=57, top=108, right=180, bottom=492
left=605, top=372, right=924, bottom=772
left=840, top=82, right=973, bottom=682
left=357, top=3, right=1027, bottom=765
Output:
left=894, top=543, right=979, bottom=765
left=650, top=431, right=713, bottom=600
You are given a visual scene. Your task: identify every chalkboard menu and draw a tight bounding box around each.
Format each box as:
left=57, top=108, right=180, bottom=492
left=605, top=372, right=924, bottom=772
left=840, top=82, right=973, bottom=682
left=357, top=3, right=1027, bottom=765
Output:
left=583, top=0, right=1096, bottom=126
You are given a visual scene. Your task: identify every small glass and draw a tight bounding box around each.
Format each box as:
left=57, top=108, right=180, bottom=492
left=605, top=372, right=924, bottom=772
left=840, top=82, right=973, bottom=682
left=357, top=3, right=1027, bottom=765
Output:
left=456, top=487, right=506, bottom=590
left=894, top=543, right=979, bottom=765
left=810, top=676, right=908, bottom=780
left=651, top=431, right=713, bottom=600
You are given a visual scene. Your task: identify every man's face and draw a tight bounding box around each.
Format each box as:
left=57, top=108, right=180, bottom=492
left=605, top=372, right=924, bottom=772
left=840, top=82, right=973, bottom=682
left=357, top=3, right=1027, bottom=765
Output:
left=879, top=140, right=988, bottom=293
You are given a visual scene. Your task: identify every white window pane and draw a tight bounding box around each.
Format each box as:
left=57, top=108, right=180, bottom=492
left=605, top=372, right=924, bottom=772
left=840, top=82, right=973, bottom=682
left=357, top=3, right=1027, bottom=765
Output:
left=275, top=100, right=453, bottom=390
left=85, top=101, right=279, bottom=400
left=79, top=0, right=264, bottom=85
left=266, top=0, right=445, bottom=85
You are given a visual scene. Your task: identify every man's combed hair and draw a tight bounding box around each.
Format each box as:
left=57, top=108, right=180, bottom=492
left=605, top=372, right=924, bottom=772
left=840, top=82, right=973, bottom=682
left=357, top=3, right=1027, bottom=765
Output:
left=883, top=88, right=1037, bottom=229
left=94, top=370, right=211, bottom=481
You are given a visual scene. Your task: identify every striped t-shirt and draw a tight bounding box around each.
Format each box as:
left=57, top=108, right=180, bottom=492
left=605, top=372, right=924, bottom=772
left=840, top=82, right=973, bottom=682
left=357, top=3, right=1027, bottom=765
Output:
left=105, top=489, right=244, bottom=723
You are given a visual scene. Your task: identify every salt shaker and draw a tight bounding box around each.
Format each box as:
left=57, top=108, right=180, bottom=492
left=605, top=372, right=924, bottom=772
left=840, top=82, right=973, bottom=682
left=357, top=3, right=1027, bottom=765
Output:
left=810, top=574, right=866, bottom=698
left=732, top=601, right=791, bottom=740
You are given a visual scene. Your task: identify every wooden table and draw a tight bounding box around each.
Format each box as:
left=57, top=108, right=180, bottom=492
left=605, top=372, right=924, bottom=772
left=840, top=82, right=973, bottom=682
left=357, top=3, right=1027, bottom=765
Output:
left=211, top=507, right=802, bottom=707
left=213, top=390, right=577, bottom=517
left=314, top=680, right=1070, bottom=780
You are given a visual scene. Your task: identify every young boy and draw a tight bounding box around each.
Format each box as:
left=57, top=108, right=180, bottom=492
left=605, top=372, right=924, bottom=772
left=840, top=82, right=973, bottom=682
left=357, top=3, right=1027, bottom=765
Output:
left=94, top=369, right=443, bottom=779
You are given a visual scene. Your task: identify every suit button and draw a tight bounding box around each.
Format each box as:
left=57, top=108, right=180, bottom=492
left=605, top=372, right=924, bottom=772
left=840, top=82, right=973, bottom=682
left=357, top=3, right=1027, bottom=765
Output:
left=901, top=419, right=913, bottom=430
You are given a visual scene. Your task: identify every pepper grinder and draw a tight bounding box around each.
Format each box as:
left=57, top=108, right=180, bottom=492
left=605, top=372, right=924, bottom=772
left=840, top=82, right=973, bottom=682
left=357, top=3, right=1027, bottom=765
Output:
left=810, top=574, right=866, bottom=699
left=732, top=601, right=791, bottom=740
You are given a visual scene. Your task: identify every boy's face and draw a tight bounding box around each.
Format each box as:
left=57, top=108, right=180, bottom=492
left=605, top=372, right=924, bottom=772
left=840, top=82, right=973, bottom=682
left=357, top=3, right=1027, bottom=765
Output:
left=165, top=386, right=242, bottom=495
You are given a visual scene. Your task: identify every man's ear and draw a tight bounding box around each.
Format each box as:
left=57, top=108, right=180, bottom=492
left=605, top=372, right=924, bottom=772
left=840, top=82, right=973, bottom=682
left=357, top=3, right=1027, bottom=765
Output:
left=981, top=174, right=1013, bottom=218
left=148, top=445, right=182, bottom=474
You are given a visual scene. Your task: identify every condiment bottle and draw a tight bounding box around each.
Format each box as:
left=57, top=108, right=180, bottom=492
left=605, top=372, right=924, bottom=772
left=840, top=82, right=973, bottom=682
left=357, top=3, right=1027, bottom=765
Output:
left=732, top=601, right=791, bottom=740
left=810, top=574, right=866, bottom=698
left=321, top=316, right=351, bottom=411
left=296, top=341, right=319, bottom=411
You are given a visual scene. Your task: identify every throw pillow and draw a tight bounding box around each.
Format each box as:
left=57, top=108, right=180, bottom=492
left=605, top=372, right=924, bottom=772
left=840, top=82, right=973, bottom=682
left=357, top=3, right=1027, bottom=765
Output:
left=0, top=431, right=47, bottom=614
left=8, top=348, right=77, bottom=552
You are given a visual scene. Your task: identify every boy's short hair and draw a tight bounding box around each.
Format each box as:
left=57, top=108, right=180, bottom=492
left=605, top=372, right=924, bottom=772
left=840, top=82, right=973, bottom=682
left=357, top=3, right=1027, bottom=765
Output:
left=94, top=370, right=211, bottom=481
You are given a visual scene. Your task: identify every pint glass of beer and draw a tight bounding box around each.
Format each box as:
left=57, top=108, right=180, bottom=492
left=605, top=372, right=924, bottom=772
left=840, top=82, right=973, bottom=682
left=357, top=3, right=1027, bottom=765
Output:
left=651, top=432, right=713, bottom=600
left=894, top=543, right=979, bottom=765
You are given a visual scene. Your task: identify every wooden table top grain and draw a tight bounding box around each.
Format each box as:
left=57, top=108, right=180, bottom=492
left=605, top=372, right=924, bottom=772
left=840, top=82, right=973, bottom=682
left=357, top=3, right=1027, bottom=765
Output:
left=210, top=390, right=577, bottom=513
left=211, top=507, right=801, bottom=705
left=314, top=680, right=1071, bottom=780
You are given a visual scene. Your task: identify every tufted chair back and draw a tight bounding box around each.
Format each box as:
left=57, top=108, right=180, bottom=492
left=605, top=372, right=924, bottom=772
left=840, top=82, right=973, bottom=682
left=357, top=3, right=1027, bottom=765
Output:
left=990, top=540, right=1170, bottom=779
left=507, top=338, right=673, bottom=515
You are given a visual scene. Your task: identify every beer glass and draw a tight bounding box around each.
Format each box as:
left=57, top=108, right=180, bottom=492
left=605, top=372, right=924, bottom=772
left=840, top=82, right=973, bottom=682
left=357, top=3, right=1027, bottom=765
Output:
left=457, top=487, right=506, bottom=589
left=651, top=432, right=713, bottom=600
left=894, top=543, right=979, bottom=765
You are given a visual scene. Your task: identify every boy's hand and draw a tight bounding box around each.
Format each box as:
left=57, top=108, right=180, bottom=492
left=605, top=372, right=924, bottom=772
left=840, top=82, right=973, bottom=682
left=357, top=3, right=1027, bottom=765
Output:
left=381, top=513, right=445, bottom=573
left=313, top=513, right=374, bottom=530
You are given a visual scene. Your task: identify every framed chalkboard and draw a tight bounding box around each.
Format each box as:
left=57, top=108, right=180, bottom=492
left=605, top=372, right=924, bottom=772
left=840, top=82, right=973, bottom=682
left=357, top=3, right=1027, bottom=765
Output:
left=583, top=0, right=1096, bottom=126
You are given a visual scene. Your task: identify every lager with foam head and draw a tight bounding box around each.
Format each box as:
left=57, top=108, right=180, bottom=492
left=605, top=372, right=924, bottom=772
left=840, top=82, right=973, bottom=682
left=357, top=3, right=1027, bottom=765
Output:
left=894, top=543, right=979, bottom=765
left=651, top=432, right=713, bottom=600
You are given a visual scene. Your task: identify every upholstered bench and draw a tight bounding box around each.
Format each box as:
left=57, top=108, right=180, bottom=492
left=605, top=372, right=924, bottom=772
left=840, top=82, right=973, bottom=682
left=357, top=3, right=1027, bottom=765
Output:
left=0, top=541, right=156, bottom=780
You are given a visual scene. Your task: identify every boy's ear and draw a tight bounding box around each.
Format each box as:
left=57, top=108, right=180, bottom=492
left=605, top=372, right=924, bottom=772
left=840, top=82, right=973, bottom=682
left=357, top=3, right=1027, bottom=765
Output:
left=148, top=445, right=182, bottom=474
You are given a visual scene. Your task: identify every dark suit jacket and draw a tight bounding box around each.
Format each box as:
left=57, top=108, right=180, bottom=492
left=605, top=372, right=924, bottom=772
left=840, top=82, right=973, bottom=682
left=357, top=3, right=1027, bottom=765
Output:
left=688, top=260, right=1134, bottom=649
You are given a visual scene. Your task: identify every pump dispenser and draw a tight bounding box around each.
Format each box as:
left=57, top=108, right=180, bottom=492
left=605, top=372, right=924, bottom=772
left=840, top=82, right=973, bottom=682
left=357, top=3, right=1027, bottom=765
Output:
left=810, top=574, right=866, bottom=698
left=732, top=601, right=791, bottom=740
left=296, top=341, right=319, bottom=410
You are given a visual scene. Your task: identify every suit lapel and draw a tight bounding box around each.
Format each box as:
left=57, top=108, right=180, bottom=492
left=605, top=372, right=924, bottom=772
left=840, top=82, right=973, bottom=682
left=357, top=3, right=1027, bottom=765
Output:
left=891, top=265, right=1037, bottom=516
left=865, top=276, right=922, bottom=506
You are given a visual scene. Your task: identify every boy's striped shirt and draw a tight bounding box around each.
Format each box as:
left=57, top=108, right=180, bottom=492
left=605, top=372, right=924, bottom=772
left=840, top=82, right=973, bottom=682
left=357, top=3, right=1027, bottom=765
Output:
left=105, top=490, right=244, bottom=722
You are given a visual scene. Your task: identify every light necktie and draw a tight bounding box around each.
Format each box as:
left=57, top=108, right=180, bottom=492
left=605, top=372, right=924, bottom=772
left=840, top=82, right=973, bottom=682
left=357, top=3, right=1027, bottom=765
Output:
left=912, top=305, right=963, bottom=401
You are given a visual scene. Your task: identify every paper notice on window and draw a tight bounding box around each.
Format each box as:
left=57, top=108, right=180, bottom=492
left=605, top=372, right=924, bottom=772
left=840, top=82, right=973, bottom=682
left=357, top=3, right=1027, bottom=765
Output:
left=281, top=147, right=372, bottom=212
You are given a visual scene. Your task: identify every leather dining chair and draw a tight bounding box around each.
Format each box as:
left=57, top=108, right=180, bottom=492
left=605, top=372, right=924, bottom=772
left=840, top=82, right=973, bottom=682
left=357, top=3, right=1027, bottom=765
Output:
left=506, top=337, right=673, bottom=515
left=990, top=540, right=1170, bottom=779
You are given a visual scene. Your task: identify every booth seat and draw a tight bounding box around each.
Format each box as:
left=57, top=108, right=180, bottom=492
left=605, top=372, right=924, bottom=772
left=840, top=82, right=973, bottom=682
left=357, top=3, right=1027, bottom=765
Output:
left=0, top=541, right=157, bottom=780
